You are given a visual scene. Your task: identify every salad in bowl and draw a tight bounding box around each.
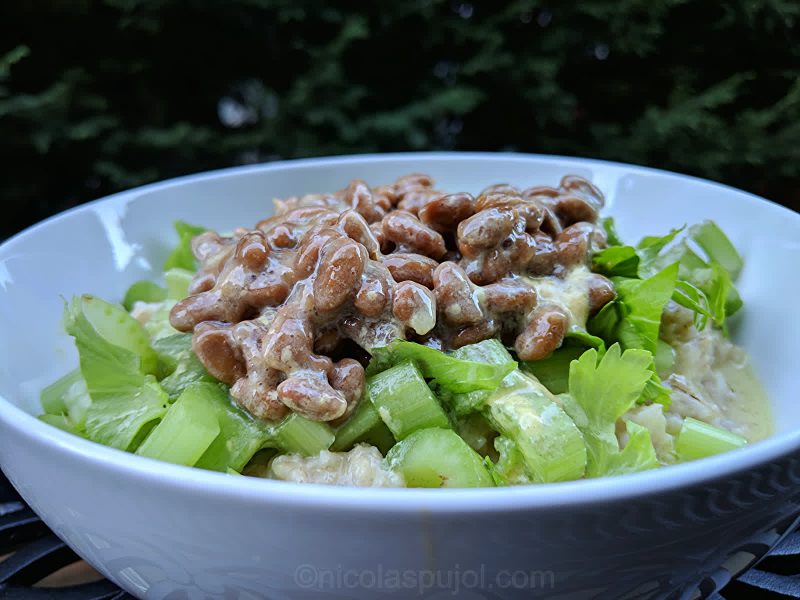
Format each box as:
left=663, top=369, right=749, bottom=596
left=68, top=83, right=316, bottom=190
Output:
left=39, top=172, right=770, bottom=488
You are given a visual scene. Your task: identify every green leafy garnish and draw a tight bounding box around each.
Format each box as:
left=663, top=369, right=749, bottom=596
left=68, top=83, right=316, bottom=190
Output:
left=592, top=220, right=743, bottom=333
left=64, top=295, right=167, bottom=450
left=164, top=221, right=207, bottom=272
left=568, top=344, right=659, bottom=477
left=689, top=221, right=743, bottom=279
left=611, top=263, right=679, bottom=355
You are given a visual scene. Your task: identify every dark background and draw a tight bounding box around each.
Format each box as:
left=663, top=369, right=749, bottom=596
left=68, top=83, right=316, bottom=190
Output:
left=1, top=0, right=798, bottom=241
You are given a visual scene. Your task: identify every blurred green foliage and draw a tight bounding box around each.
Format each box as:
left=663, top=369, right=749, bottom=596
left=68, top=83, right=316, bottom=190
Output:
left=1, top=0, right=798, bottom=237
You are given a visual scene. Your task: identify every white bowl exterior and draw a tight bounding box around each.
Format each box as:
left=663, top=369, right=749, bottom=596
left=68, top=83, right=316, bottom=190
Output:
left=1, top=153, right=799, bottom=598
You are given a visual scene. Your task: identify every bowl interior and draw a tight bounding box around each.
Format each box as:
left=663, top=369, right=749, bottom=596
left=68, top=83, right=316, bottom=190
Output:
left=1, top=153, right=797, bottom=438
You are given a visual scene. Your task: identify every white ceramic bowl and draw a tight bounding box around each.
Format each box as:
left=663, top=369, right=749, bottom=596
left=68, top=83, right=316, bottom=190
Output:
left=1, top=153, right=799, bottom=599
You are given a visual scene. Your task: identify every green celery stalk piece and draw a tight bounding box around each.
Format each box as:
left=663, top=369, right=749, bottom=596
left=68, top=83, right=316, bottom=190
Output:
left=38, top=414, right=85, bottom=436
left=385, top=428, right=494, bottom=488
left=164, top=268, right=194, bottom=300
left=485, top=377, right=587, bottom=483
left=271, top=413, right=335, bottom=456
left=41, top=368, right=82, bottom=416
left=331, top=399, right=395, bottom=454
left=123, top=280, right=167, bottom=312
left=49, top=371, right=92, bottom=431
left=689, top=221, right=743, bottom=280
left=491, top=436, right=530, bottom=485
left=448, top=340, right=587, bottom=482
left=164, top=221, right=207, bottom=272
left=194, top=383, right=273, bottom=472
left=367, top=361, right=450, bottom=440
left=136, top=383, right=221, bottom=466
left=676, top=417, right=747, bottom=461
left=368, top=339, right=515, bottom=393
left=447, top=339, right=519, bottom=415
left=83, top=375, right=169, bottom=451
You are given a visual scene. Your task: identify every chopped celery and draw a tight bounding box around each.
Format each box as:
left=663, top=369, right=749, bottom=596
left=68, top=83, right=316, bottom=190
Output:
left=84, top=376, right=169, bottom=451
left=161, top=352, right=215, bottom=400
left=123, top=281, right=167, bottom=311
left=40, top=368, right=82, bottom=416
left=369, top=339, right=515, bottom=393
left=689, top=221, right=743, bottom=279
left=136, top=384, right=221, bottom=466
left=194, top=383, right=272, bottom=472
left=38, top=414, right=85, bottom=436
left=385, top=428, right=494, bottom=488
left=367, top=361, right=450, bottom=440
left=331, top=399, right=395, bottom=454
left=491, top=436, right=530, bottom=485
left=65, top=294, right=169, bottom=450
left=449, top=340, right=586, bottom=482
left=164, top=221, right=206, bottom=271
left=165, top=268, right=194, bottom=300
left=67, top=295, right=158, bottom=376
left=150, top=333, right=215, bottom=399
left=152, top=333, right=192, bottom=375
left=59, top=373, right=91, bottom=430
left=485, top=378, right=587, bottom=483
left=452, top=338, right=513, bottom=364
left=676, top=417, right=747, bottom=461
left=272, top=413, right=334, bottom=456
left=447, top=339, right=518, bottom=415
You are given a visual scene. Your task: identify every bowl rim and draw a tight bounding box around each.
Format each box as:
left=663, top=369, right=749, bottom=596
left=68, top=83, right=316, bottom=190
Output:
left=1, top=151, right=798, bottom=514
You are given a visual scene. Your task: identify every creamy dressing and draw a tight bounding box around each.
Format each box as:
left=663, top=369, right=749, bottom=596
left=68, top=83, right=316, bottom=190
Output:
left=615, top=302, right=773, bottom=466
left=717, top=362, right=773, bottom=441
left=522, top=265, right=593, bottom=331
